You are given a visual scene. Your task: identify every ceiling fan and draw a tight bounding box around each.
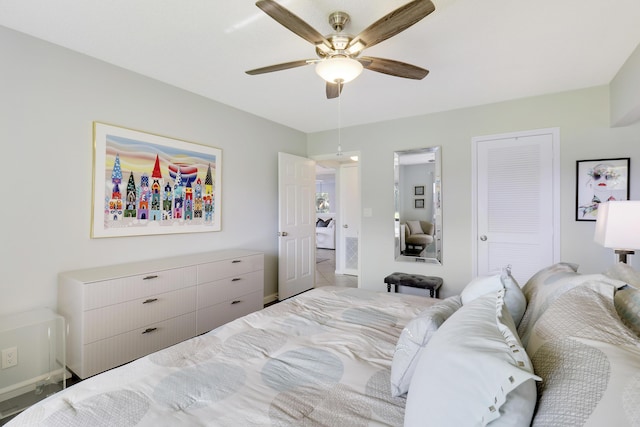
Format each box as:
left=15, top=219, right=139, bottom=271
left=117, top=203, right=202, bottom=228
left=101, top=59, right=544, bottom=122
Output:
left=246, top=0, right=435, bottom=99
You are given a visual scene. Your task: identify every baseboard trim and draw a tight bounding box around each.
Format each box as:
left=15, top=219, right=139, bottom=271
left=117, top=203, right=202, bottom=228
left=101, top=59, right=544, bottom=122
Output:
left=263, top=293, right=278, bottom=307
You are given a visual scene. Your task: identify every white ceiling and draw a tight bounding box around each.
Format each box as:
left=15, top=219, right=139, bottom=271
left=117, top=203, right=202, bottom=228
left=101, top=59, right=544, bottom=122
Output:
left=2, top=0, right=640, bottom=133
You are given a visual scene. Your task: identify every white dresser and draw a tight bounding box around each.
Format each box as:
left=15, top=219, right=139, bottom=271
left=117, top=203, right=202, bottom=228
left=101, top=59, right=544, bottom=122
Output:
left=58, top=249, right=264, bottom=379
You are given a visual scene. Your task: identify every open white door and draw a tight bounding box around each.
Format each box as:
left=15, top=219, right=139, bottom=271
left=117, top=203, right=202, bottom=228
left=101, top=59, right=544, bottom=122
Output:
left=472, top=129, right=559, bottom=284
left=337, top=163, right=360, bottom=276
left=278, top=152, right=316, bottom=300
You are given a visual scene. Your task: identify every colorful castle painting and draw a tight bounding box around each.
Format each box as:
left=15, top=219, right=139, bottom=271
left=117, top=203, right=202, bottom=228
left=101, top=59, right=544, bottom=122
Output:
left=106, top=153, right=215, bottom=224
left=92, top=122, right=221, bottom=238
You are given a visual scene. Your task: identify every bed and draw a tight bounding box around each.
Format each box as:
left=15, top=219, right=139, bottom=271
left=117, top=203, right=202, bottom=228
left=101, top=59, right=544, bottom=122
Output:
left=7, top=262, right=640, bottom=426
left=7, top=286, right=437, bottom=426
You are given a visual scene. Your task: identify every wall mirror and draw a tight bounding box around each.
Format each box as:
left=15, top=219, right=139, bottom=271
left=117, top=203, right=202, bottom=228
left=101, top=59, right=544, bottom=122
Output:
left=394, top=147, right=442, bottom=264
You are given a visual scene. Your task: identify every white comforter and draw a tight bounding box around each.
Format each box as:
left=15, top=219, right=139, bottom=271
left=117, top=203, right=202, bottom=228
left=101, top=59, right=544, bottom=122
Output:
left=9, top=286, right=436, bottom=426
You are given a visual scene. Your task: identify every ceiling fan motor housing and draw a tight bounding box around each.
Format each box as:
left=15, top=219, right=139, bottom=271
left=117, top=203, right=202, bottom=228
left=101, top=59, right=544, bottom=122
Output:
left=329, top=11, right=350, bottom=32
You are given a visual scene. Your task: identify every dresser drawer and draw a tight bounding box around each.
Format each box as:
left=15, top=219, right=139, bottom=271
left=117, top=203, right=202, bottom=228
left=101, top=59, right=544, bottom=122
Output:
left=59, top=249, right=263, bottom=379
left=197, top=254, right=264, bottom=284
left=196, top=271, right=263, bottom=310
left=196, top=290, right=263, bottom=335
left=82, top=312, right=196, bottom=378
left=83, top=266, right=197, bottom=310
left=83, top=286, right=196, bottom=344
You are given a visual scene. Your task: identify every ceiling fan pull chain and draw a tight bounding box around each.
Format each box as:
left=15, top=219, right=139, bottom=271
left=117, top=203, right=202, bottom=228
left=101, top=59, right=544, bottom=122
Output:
left=337, top=83, right=343, bottom=157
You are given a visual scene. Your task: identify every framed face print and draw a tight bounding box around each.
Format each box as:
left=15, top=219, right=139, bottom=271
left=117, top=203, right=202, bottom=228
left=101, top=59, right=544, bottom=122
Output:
left=576, top=158, right=630, bottom=221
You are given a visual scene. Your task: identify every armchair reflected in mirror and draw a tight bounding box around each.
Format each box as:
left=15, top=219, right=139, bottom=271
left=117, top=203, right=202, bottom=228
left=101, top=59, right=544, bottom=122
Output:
left=394, top=147, right=442, bottom=264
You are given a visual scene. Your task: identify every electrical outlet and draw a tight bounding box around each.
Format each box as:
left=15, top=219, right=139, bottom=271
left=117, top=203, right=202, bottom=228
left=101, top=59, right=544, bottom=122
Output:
left=1, top=346, right=18, bottom=369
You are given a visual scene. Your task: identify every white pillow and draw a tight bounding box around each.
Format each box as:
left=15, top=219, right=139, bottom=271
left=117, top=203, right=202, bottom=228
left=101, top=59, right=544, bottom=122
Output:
left=390, top=296, right=462, bottom=397
left=404, top=290, right=540, bottom=427
left=461, top=267, right=527, bottom=327
left=461, top=273, right=502, bottom=303
left=500, top=268, right=526, bottom=327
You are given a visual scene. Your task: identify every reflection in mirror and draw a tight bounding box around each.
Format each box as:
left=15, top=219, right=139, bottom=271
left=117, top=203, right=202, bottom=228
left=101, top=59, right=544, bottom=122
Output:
left=394, top=147, right=442, bottom=264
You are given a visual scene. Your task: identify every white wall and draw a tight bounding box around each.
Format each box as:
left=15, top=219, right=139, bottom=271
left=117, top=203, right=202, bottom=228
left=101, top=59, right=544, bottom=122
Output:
left=308, top=86, right=640, bottom=297
left=611, top=42, right=640, bottom=126
left=0, top=26, right=306, bottom=317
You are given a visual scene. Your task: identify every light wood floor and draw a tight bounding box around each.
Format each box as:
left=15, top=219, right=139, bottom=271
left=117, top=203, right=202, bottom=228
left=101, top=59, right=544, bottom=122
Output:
left=315, top=248, right=358, bottom=288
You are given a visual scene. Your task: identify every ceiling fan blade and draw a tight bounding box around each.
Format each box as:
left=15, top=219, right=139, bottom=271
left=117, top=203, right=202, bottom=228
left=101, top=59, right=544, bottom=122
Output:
left=326, top=82, right=343, bottom=99
left=246, top=59, right=313, bottom=75
left=348, top=0, right=435, bottom=52
left=360, top=56, right=429, bottom=80
left=256, top=0, right=332, bottom=50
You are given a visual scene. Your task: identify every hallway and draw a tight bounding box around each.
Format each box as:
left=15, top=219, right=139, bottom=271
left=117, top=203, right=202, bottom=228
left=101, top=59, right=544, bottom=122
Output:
left=315, top=248, right=358, bottom=288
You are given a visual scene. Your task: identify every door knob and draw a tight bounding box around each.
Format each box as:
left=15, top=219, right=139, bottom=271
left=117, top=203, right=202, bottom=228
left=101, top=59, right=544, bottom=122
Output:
left=278, top=231, right=288, bottom=236
left=343, top=224, right=348, bottom=228
left=480, top=235, right=487, bottom=241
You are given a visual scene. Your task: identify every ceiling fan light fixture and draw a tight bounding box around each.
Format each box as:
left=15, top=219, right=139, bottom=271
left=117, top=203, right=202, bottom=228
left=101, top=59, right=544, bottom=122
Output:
left=315, top=57, right=363, bottom=84
left=346, top=40, right=366, bottom=55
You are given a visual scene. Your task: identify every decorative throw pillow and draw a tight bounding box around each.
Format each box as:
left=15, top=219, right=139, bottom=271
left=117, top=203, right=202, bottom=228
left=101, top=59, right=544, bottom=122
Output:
left=390, top=296, right=462, bottom=397
left=404, top=290, right=539, bottom=426
left=525, top=285, right=640, bottom=426
left=406, top=220, right=424, bottom=235
left=606, top=262, right=640, bottom=288
left=460, top=268, right=526, bottom=327
left=316, top=218, right=331, bottom=227
left=518, top=271, right=621, bottom=347
left=520, top=262, right=579, bottom=302
left=614, top=285, right=640, bottom=337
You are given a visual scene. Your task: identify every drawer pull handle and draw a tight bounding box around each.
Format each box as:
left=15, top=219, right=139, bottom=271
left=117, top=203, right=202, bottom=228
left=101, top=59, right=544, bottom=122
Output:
left=231, top=260, right=242, bottom=263
left=142, top=298, right=158, bottom=304
left=231, top=300, right=242, bottom=305
left=143, top=275, right=159, bottom=280
left=232, top=278, right=241, bottom=282
left=142, top=327, right=157, bottom=334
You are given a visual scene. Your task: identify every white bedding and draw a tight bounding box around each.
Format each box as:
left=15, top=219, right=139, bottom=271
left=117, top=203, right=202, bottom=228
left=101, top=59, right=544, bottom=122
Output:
left=8, top=286, right=437, bottom=426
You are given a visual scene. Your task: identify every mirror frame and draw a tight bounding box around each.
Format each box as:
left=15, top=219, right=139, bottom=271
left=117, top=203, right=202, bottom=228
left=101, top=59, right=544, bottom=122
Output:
left=394, top=146, right=442, bottom=264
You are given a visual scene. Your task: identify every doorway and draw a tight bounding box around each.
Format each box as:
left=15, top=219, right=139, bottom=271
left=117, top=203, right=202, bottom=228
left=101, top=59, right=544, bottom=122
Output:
left=313, top=152, right=360, bottom=285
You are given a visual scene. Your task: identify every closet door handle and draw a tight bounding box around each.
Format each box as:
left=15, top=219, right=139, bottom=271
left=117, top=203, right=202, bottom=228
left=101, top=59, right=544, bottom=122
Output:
left=142, top=298, right=158, bottom=304
left=142, top=327, right=157, bottom=334
left=143, top=275, right=159, bottom=280
left=232, top=278, right=241, bottom=282
left=232, top=260, right=242, bottom=263
left=231, top=300, right=242, bottom=305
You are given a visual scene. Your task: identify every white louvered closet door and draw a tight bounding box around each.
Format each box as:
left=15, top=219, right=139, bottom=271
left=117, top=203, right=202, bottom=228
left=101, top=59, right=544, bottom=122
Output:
left=474, top=130, right=559, bottom=285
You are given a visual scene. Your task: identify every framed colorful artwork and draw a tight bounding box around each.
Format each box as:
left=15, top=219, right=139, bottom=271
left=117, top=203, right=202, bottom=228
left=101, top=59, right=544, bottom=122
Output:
left=576, top=157, right=629, bottom=221
left=91, top=122, right=222, bottom=237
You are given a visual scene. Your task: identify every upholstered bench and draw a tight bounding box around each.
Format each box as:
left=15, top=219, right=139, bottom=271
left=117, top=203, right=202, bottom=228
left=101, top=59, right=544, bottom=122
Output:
left=384, top=272, right=442, bottom=298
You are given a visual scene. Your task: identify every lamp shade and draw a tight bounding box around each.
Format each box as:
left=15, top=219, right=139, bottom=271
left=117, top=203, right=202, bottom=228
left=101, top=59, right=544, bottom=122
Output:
left=594, top=201, right=640, bottom=250
left=315, top=57, right=363, bottom=84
